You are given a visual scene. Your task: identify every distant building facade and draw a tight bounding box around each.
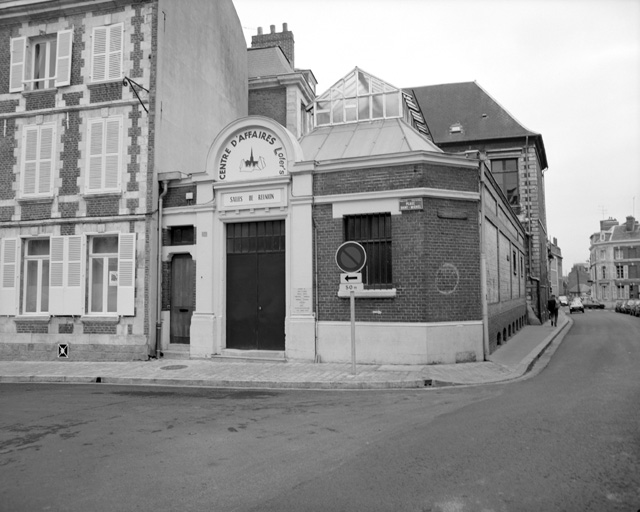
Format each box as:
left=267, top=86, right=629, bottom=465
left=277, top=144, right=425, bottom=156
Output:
left=589, top=216, right=640, bottom=306
left=548, top=237, right=563, bottom=297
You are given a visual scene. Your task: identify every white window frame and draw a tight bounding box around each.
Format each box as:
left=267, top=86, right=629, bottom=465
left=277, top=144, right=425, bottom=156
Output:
left=87, top=233, right=136, bottom=316
left=22, top=238, right=50, bottom=315
left=9, top=31, right=73, bottom=93
left=86, top=116, right=123, bottom=194
left=91, top=23, right=123, bottom=83
left=21, top=123, right=56, bottom=198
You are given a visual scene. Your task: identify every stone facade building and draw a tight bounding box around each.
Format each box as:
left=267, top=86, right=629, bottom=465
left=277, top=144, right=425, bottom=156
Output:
left=589, top=216, right=640, bottom=306
left=0, top=0, right=247, bottom=360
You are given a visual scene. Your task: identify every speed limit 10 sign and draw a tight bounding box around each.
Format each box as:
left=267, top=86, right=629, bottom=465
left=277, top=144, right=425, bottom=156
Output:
left=335, top=241, right=366, bottom=273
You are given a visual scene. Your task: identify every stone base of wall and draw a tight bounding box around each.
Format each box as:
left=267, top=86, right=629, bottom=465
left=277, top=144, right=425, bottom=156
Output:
left=315, top=321, right=484, bottom=365
left=488, top=301, right=528, bottom=354
left=0, top=334, right=149, bottom=361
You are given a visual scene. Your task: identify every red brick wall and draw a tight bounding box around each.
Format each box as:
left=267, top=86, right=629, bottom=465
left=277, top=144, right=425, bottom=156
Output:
left=249, top=88, right=287, bottom=127
left=313, top=163, right=482, bottom=323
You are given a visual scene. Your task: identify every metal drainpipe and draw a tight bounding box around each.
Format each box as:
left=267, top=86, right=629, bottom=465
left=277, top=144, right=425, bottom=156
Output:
left=313, top=215, right=320, bottom=363
left=156, top=181, right=169, bottom=359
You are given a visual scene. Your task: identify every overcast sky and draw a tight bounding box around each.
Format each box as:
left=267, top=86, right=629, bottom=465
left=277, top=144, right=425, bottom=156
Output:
left=233, top=0, right=640, bottom=272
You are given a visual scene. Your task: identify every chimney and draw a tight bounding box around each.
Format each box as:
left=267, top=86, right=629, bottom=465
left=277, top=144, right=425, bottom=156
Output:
left=600, top=217, right=618, bottom=232
left=251, top=23, right=294, bottom=68
left=625, top=215, right=636, bottom=231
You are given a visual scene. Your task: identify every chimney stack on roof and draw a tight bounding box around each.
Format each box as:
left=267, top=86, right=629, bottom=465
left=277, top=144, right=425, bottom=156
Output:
left=252, top=23, right=294, bottom=68
left=625, top=215, right=637, bottom=232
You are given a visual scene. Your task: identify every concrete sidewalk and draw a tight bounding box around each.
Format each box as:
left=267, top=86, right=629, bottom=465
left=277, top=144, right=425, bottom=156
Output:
left=0, top=313, right=571, bottom=390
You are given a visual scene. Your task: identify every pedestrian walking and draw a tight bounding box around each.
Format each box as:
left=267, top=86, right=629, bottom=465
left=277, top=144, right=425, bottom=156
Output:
left=548, top=294, right=559, bottom=327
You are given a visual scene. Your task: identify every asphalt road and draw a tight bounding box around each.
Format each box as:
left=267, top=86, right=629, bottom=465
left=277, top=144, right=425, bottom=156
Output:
left=1, top=310, right=639, bottom=512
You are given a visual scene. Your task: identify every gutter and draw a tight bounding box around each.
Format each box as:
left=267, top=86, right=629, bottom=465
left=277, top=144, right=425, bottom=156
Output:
left=155, top=180, right=169, bottom=359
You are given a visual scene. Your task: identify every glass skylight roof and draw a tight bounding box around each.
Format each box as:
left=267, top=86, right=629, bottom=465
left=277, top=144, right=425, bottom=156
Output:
left=314, top=68, right=402, bottom=127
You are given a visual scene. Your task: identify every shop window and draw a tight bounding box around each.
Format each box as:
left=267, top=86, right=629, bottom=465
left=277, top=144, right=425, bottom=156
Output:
left=490, top=159, right=519, bottom=206
left=344, top=213, right=392, bottom=288
left=91, top=24, right=123, bottom=83
left=23, top=239, right=50, bottom=314
left=9, top=30, right=72, bottom=92
left=21, top=123, right=56, bottom=198
left=170, top=226, right=195, bottom=246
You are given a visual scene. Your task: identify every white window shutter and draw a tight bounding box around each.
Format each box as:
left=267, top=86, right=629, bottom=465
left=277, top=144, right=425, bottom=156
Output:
left=0, top=238, right=20, bottom=315
left=9, top=37, right=26, bottom=93
left=104, top=118, right=121, bottom=190
left=22, top=127, right=39, bottom=196
left=108, top=24, right=123, bottom=80
left=38, top=125, right=54, bottom=195
left=92, top=26, right=108, bottom=82
left=88, top=119, right=104, bottom=191
left=55, top=29, right=73, bottom=87
left=117, top=233, right=136, bottom=316
left=50, top=236, right=85, bottom=316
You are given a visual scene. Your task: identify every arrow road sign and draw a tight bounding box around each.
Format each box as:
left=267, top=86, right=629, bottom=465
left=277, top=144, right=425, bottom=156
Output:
left=340, top=273, right=362, bottom=284
left=335, top=241, right=367, bottom=273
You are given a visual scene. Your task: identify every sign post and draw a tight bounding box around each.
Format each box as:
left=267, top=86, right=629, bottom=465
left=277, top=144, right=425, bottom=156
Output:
left=335, top=242, right=367, bottom=375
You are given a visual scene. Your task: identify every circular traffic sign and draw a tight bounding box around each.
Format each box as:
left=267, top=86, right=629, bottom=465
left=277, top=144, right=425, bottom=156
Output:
left=335, top=241, right=367, bottom=273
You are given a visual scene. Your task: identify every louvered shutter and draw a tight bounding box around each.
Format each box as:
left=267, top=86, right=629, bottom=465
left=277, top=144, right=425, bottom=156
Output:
left=88, top=119, right=104, bottom=191
left=38, top=125, right=54, bottom=195
left=0, top=238, right=20, bottom=315
left=91, top=26, right=108, bottom=82
left=117, top=233, right=136, bottom=316
left=9, top=37, right=26, bottom=93
left=49, top=236, right=85, bottom=315
left=55, top=29, right=73, bottom=87
left=104, top=118, right=121, bottom=190
left=23, top=127, right=39, bottom=195
left=108, top=24, right=123, bottom=80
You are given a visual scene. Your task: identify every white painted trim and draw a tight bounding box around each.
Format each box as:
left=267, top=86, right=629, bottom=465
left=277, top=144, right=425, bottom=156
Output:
left=315, top=187, right=480, bottom=211
left=312, top=150, right=479, bottom=172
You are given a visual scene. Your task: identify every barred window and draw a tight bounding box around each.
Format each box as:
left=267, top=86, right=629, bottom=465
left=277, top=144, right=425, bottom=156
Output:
left=344, top=213, right=392, bottom=288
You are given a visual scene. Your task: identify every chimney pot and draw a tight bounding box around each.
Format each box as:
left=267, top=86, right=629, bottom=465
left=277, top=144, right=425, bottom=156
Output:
left=257, top=26, right=263, bottom=35
left=283, top=23, right=288, bottom=31
left=270, top=24, right=276, bottom=34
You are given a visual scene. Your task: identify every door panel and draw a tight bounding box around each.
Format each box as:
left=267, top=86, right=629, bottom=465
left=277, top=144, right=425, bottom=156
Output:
left=170, top=254, right=194, bottom=344
left=226, top=221, right=285, bottom=351
left=227, top=253, right=258, bottom=349
left=257, top=252, right=285, bottom=350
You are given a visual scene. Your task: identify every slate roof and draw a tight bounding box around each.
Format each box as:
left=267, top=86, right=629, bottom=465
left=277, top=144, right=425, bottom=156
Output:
left=610, top=222, right=640, bottom=242
left=299, top=118, right=442, bottom=161
left=407, top=81, right=548, bottom=168
left=248, top=46, right=294, bottom=78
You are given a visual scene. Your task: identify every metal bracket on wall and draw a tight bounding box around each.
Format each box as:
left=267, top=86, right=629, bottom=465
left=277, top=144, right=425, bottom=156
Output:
left=123, top=76, right=149, bottom=114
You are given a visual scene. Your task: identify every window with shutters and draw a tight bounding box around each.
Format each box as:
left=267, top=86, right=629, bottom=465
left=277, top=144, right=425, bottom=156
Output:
left=344, top=213, right=392, bottom=288
left=86, top=117, right=122, bottom=193
left=9, top=31, right=73, bottom=92
left=89, top=236, right=119, bottom=314
left=87, top=233, right=136, bottom=315
left=91, top=24, right=123, bottom=83
left=22, top=239, right=50, bottom=314
left=21, top=123, right=56, bottom=198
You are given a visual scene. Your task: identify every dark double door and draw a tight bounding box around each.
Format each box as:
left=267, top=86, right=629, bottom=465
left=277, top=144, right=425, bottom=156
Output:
left=226, top=221, right=285, bottom=351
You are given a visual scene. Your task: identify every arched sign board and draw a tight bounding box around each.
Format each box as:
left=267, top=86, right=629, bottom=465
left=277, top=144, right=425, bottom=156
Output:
left=335, top=241, right=367, bottom=273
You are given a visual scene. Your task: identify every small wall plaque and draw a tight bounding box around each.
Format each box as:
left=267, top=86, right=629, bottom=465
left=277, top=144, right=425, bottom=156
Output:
left=399, top=198, right=424, bottom=211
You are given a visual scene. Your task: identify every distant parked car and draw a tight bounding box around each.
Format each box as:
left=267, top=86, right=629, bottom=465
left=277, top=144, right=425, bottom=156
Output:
left=558, top=295, right=568, bottom=307
left=615, top=300, right=625, bottom=312
left=632, top=302, right=640, bottom=317
left=582, top=298, right=605, bottom=309
left=622, top=299, right=638, bottom=314
left=569, top=298, right=584, bottom=314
